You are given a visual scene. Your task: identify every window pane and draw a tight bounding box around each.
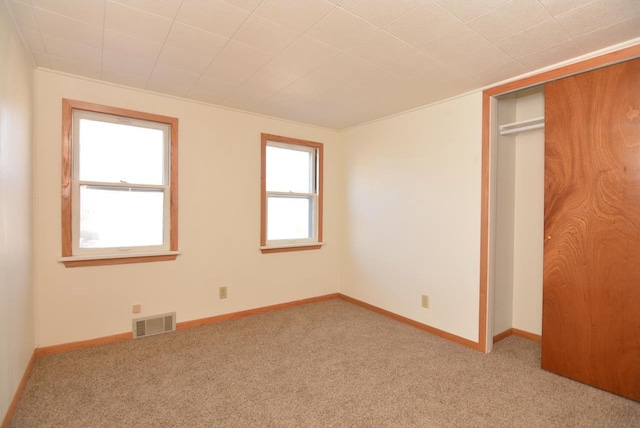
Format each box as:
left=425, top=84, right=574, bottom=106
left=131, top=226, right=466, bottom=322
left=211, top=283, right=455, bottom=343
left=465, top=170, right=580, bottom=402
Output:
left=79, top=185, right=164, bottom=249
left=266, top=146, right=313, bottom=193
left=267, top=196, right=312, bottom=240
left=78, top=118, right=165, bottom=185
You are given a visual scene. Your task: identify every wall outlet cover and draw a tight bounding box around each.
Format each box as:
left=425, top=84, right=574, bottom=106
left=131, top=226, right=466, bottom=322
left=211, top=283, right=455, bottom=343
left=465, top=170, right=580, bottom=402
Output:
left=422, top=295, right=429, bottom=308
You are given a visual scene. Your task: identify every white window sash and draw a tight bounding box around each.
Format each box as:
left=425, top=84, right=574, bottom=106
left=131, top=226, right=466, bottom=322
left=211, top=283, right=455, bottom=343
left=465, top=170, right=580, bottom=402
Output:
left=265, top=140, right=319, bottom=246
left=71, top=109, right=171, bottom=256
left=265, top=192, right=319, bottom=245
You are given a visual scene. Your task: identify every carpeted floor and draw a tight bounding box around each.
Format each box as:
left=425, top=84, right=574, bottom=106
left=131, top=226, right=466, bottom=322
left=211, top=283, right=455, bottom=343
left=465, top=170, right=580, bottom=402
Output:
left=10, top=299, right=640, bottom=427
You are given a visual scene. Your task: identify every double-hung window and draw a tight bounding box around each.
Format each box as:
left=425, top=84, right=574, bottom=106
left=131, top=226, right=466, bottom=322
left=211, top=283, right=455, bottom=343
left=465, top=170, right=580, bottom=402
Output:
left=260, top=134, right=323, bottom=253
left=61, top=99, right=179, bottom=267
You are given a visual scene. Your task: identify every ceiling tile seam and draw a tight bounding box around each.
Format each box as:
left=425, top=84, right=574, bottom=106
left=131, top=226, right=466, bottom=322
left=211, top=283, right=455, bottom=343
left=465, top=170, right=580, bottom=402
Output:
left=303, top=3, right=384, bottom=53
left=100, top=28, right=165, bottom=80
left=255, top=49, right=431, bottom=116
left=367, top=26, right=483, bottom=87
left=217, top=0, right=255, bottom=13
left=439, top=0, right=507, bottom=24
left=218, top=2, right=342, bottom=105
left=572, top=15, right=640, bottom=49
left=232, top=40, right=346, bottom=108
left=39, top=66, right=339, bottom=132
left=546, top=2, right=601, bottom=56
left=343, top=1, right=514, bottom=84
left=31, top=4, right=104, bottom=50
left=253, top=37, right=427, bottom=113
left=558, top=0, right=636, bottom=29
left=305, top=2, right=350, bottom=33
left=341, top=38, right=640, bottom=132
left=534, top=1, right=588, bottom=57
left=104, top=0, right=182, bottom=92
left=537, top=0, right=556, bottom=18
left=559, top=1, right=635, bottom=42
left=451, top=25, right=536, bottom=79
left=506, top=18, right=587, bottom=61
left=2, top=1, right=40, bottom=67
left=374, top=0, right=424, bottom=30
left=535, top=0, right=594, bottom=18
left=252, top=0, right=326, bottom=34
left=383, top=0, right=465, bottom=32
left=183, top=0, right=268, bottom=100
left=256, top=71, right=344, bottom=114
left=327, top=30, right=425, bottom=91
left=29, top=3, right=53, bottom=69
left=461, top=2, right=565, bottom=66
left=510, top=39, right=585, bottom=67
left=27, top=5, right=53, bottom=62
left=108, top=0, right=176, bottom=20
left=462, top=0, right=559, bottom=47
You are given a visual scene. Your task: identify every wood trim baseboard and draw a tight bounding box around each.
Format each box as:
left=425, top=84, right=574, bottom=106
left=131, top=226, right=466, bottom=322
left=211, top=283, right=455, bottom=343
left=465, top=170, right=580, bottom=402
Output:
left=338, top=294, right=481, bottom=352
left=177, top=293, right=340, bottom=330
left=1, top=351, right=36, bottom=428
left=493, top=329, right=514, bottom=343
left=35, top=332, right=133, bottom=357
left=512, top=328, right=541, bottom=343
left=31, top=292, right=479, bottom=358
left=28, top=292, right=483, bottom=359
left=33, top=294, right=341, bottom=357
left=493, top=328, right=542, bottom=344
left=29, top=293, right=540, bottom=362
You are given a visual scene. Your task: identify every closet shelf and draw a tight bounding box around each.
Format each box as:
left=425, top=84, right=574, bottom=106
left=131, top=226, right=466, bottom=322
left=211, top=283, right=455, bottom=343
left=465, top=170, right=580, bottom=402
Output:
left=499, top=116, right=544, bottom=136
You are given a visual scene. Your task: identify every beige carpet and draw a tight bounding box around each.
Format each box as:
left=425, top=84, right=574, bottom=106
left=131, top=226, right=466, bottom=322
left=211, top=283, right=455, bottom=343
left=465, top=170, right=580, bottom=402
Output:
left=10, top=299, right=640, bottom=427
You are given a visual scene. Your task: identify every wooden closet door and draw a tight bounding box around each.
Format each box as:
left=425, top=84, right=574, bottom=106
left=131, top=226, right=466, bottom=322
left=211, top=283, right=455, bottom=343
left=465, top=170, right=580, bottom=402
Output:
left=543, top=58, right=640, bottom=402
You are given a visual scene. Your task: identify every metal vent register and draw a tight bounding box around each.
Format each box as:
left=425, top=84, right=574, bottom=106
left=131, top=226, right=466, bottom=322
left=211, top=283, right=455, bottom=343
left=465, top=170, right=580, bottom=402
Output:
left=133, top=312, right=176, bottom=338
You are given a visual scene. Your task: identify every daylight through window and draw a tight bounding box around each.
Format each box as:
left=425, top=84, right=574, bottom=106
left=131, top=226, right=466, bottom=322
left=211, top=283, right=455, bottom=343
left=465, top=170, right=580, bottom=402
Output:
left=261, top=134, right=323, bottom=253
left=61, top=100, right=178, bottom=267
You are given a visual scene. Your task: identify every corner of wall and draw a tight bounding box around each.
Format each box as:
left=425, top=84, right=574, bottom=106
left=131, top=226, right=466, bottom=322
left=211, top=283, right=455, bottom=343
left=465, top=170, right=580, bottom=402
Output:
left=0, top=2, right=36, bottom=424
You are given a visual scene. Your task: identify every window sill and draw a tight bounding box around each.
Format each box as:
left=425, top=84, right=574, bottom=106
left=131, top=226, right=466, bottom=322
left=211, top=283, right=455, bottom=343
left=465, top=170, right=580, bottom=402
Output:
left=260, top=243, right=324, bottom=254
left=59, top=251, right=181, bottom=268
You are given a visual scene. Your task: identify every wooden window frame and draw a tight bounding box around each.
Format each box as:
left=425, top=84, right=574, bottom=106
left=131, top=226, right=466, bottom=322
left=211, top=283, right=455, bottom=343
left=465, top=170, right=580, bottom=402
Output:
left=260, top=133, right=324, bottom=254
left=61, top=99, right=179, bottom=267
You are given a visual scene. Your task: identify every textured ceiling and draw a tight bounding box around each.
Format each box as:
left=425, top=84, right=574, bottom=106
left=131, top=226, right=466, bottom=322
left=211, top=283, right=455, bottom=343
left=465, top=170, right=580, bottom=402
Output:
left=5, top=0, right=640, bottom=129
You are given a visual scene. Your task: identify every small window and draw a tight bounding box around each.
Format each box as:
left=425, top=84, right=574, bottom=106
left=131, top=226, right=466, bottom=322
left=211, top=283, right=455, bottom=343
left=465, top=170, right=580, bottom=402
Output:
left=61, top=100, right=179, bottom=267
left=261, top=134, right=323, bottom=253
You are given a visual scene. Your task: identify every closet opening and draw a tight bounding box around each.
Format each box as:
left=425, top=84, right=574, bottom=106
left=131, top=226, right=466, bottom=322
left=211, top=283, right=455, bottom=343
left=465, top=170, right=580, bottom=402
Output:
left=479, top=44, right=640, bottom=354
left=487, top=85, right=545, bottom=352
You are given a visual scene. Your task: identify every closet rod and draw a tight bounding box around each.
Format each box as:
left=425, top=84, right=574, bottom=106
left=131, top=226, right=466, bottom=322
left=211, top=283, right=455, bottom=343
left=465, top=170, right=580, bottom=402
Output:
left=499, top=116, right=544, bottom=136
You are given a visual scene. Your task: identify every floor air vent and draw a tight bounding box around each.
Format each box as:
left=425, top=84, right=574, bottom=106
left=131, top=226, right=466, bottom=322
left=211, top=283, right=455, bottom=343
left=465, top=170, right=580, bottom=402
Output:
left=133, top=312, right=176, bottom=338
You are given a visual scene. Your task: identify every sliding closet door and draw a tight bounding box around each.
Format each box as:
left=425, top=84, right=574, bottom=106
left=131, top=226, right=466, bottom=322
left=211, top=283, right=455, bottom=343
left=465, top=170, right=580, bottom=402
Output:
left=542, top=58, right=640, bottom=401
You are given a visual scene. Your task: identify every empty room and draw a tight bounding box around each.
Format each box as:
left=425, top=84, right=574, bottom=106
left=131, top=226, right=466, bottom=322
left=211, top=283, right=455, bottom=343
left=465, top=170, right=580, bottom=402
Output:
left=1, top=0, right=640, bottom=426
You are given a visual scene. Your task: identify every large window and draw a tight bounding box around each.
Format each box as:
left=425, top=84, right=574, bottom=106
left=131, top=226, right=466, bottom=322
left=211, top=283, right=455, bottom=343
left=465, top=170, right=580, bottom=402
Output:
left=261, top=134, right=323, bottom=253
left=61, top=99, right=178, bottom=267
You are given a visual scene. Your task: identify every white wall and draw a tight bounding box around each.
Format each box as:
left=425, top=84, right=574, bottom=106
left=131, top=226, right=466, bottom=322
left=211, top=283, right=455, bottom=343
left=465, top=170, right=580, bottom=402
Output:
left=33, top=70, right=344, bottom=347
left=0, top=2, right=34, bottom=421
left=493, top=98, right=516, bottom=335
left=341, top=93, right=483, bottom=342
left=492, top=88, right=544, bottom=337
left=512, top=91, right=544, bottom=335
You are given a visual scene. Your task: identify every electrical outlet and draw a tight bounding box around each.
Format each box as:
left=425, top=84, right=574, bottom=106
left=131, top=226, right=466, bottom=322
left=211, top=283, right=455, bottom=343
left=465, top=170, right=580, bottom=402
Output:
left=219, top=286, right=227, bottom=299
left=421, top=295, right=429, bottom=309
left=132, top=304, right=141, bottom=314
